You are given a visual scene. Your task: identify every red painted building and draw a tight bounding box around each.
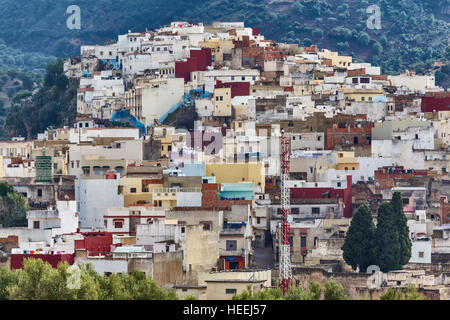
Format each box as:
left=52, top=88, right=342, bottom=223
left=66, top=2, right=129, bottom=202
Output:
left=440, top=196, right=450, bottom=225
left=74, top=232, right=114, bottom=256
left=421, top=95, right=450, bottom=113
left=175, top=47, right=212, bottom=82
left=220, top=255, right=245, bottom=270
left=10, top=253, right=75, bottom=270
left=374, top=166, right=428, bottom=189
left=326, top=123, right=374, bottom=150
left=290, top=175, right=353, bottom=218
left=214, top=80, right=250, bottom=98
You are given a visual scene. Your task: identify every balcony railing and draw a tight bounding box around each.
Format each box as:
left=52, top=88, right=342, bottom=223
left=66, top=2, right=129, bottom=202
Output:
left=152, top=187, right=201, bottom=193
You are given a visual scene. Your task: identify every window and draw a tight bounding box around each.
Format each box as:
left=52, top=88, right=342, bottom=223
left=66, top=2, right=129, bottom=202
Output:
left=301, top=237, right=307, bottom=247
left=241, top=76, right=245, bottom=81
left=226, top=240, right=237, bottom=251
left=291, top=208, right=299, bottom=215
left=114, top=220, right=124, bottom=229
left=312, top=207, right=320, bottom=215
left=226, top=289, right=237, bottom=294
left=104, top=220, right=107, bottom=227
left=352, top=78, right=358, bottom=84
left=37, top=189, right=42, bottom=197
left=419, top=252, right=424, bottom=258
left=361, top=97, right=365, bottom=101
left=337, top=182, right=342, bottom=187
left=360, top=78, right=370, bottom=84
left=181, top=227, right=185, bottom=233
left=33, top=221, right=40, bottom=229
left=203, top=222, right=212, bottom=230
left=256, top=217, right=261, bottom=224
left=130, top=188, right=136, bottom=193
left=231, top=76, right=235, bottom=81
left=168, top=146, right=172, bottom=151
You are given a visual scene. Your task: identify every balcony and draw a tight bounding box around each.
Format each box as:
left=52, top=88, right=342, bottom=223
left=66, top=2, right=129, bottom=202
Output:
left=27, top=210, right=59, bottom=219
left=220, top=225, right=246, bottom=236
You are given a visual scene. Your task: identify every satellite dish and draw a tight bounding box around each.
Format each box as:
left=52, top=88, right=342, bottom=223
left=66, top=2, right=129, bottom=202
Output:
left=287, top=215, right=293, bottom=223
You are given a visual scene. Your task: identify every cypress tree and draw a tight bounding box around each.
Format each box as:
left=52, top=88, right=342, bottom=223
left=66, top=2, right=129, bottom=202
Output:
left=342, top=205, right=376, bottom=272
left=391, top=192, right=412, bottom=265
left=374, top=202, right=402, bottom=272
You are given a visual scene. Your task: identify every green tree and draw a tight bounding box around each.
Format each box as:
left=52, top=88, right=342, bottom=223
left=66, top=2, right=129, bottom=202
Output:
left=0, top=186, right=28, bottom=227
left=0, top=267, right=16, bottom=300
left=0, top=181, right=13, bottom=197
left=391, top=192, right=412, bottom=266
left=380, top=285, right=426, bottom=300
left=232, top=286, right=283, bottom=300
left=323, top=279, right=349, bottom=300
left=374, top=203, right=402, bottom=272
left=342, top=205, right=376, bottom=272
left=372, top=42, right=383, bottom=55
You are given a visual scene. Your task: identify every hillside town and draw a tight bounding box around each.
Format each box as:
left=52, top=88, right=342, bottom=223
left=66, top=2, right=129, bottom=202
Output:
left=0, top=21, right=449, bottom=300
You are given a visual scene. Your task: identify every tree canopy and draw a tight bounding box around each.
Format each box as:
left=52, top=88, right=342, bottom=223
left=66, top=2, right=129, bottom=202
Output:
left=0, top=258, right=178, bottom=300
left=342, top=204, right=376, bottom=272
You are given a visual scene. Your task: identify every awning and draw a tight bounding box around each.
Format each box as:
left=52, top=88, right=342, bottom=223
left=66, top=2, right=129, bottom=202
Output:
left=102, top=166, right=110, bottom=169
left=82, top=166, right=90, bottom=169
left=93, top=166, right=101, bottom=169
left=115, top=166, right=124, bottom=169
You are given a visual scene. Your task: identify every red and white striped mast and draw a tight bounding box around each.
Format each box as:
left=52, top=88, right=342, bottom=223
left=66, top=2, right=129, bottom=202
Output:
left=279, top=129, right=292, bottom=294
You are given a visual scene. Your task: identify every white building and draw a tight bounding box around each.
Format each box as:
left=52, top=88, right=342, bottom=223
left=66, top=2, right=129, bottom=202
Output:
left=75, top=175, right=124, bottom=229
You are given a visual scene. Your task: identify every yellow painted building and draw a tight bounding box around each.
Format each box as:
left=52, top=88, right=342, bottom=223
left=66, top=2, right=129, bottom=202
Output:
left=213, top=88, right=232, bottom=117
left=334, top=151, right=359, bottom=171
left=152, top=126, right=175, bottom=158
left=344, top=88, right=384, bottom=102
left=120, top=177, right=163, bottom=206
left=199, top=39, right=234, bottom=66
left=319, top=50, right=352, bottom=68
left=206, top=162, right=265, bottom=192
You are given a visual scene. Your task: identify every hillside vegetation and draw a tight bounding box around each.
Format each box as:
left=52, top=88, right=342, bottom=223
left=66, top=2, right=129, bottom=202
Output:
left=0, top=0, right=448, bottom=77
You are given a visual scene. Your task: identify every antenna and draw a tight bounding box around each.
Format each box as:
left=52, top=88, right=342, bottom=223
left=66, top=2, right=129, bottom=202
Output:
left=279, top=130, right=292, bottom=294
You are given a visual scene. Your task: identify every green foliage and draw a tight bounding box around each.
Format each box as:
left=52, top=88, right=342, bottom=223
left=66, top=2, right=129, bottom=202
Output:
left=233, top=280, right=346, bottom=300
left=0, top=267, right=17, bottom=300
left=374, top=203, right=402, bottom=272
left=285, top=281, right=322, bottom=300
left=0, top=181, right=28, bottom=227
left=391, top=192, right=412, bottom=266
left=380, top=285, right=426, bottom=300
left=232, top=286, right=284, bottom=300
left=4, top=58, right=77, bottom=139
left=0, top=258, right=178, bottom=300
left=0, top=0, right=445, bottom=75
left=342, top=205, right=376, bottom=272
left=0, top=181, right=13, bottom=197
left=323, top=279, right=349, bottom=300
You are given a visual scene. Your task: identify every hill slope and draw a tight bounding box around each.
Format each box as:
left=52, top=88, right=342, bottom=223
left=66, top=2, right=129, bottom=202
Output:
left=0, top=0, right=448, bottom=77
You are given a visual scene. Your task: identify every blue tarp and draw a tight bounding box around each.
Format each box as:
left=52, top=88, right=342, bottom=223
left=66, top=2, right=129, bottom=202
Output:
left=158, top=89, right=212, bottom=123
left=110, top=109, right=147, bottom=134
